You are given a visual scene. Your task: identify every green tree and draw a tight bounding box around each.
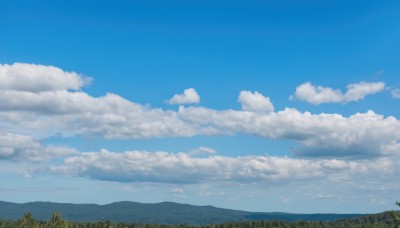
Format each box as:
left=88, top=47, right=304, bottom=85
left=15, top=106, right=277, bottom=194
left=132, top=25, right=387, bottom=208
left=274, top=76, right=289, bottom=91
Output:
left=47, top=211, right=69, bottom=228
left=17, top=212, right=38, bottom=227
left=393, top=201, right=400, bottom=227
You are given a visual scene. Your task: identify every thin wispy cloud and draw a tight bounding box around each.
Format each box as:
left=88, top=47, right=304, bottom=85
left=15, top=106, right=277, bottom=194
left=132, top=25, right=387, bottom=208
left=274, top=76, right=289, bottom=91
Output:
left=391, top=88, right=400, bottom=99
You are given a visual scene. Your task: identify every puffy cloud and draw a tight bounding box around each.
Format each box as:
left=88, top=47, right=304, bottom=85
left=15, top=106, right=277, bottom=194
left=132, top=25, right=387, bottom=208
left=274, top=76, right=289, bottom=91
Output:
left=2, top=89, right=398, bottom=158
left=0, top=62, right=398, bottom=159
left=391, top=88, right=400, bottom=99
left=345, top=81, right=385, bottom=101
left=0, top=70, right=199, bottom=138
left=49, top=149, right=397, bottom=184
left=1, top=81, right=398, bottom=158
left=0, top=132, right=77, bottom=162
left=167, top=88, right=200, bottom=105
left=0, top=63, right=91, bottom=92
left=0, top=91, right=198, bottom=139
left=0, top=90, right=97, bottom=114
left=2, top=62, right=399, bottom=212
left=238, top=91, right=274, bottom=112
left=291, top=81, right=385, bottom=105
left=179, top=107, right=400, bottom=158
left=291, top=82, right=343, bottom=105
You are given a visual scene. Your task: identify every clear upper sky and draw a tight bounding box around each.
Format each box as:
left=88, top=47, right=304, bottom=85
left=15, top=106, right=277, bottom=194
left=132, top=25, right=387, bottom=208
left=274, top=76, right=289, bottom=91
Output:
left=1, top=0, right=400, bottom=213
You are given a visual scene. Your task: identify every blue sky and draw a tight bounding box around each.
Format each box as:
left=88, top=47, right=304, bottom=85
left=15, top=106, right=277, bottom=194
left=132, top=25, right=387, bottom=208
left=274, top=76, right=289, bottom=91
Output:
left=1, top=0, right=400, bottom=213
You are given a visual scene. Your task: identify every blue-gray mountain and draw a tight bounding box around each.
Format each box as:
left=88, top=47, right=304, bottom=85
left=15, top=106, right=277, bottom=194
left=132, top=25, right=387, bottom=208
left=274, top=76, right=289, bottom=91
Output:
left=0, top=201, right=363, bottom=225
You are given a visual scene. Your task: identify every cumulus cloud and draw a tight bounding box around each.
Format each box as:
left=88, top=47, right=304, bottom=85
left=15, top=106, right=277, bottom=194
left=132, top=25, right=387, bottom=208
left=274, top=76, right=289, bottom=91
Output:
left=291, top=82, right=343, bottom=104
left=48, top=149, right=397, bottom=184
left=0, top=68, right=199, bottom=138
left=178, top=107, right=400, bottom=158
left=2, top=88, right=399, bottom=158
left=291, top=81, right=385, bottom=105
left=3, top=61, right=400, bottom=212
left=0, top=63, right=91, bottom=92
left=0, top=62, right=398, bottom=159
left=345, top=81, right=385, bottom=101
left=0, top=80, right=197, bottom=139
left=0, top=132, right=77, bottom=162
left=167, top=88, right=200, bottom=105
left=0, top=97, right=197, bottom=139
left=238, top=91, right=274, bottom=112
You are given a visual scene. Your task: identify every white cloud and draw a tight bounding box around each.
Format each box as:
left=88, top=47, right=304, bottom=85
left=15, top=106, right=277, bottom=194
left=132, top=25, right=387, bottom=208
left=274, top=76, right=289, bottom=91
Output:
left=291, top=81, right=385, bottom=105
left=391, top=88, right=400, bottom=99
left=168, top=88, right=200, bottom=105
left=2, top=61, right=400, bottom=213
left=0, top=132, right=77, bottom=162
left=345, top=81, right=385, bottom=101
left=0, top=62, right=399, bottom=159
left=48, top=149, right=398, bottom=184
left=238, top=91, right=274, bottom=112
left=179, top=107, right=400, bottom=158
left=2, top=89, right=398, bottom=158
left=1, top=88, right=398, bottom=159
left=0, top=68, right=199, bottom=138
left=0, top=91, right=198, bottom=139
left=291, top=82, right=343, bottom=105
left=0, top=63, right=91, bottom=92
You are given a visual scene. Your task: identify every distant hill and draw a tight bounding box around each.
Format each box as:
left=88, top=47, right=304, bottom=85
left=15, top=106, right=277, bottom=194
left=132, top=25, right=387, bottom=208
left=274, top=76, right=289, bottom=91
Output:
left=0, top=201, right=364, bottom=225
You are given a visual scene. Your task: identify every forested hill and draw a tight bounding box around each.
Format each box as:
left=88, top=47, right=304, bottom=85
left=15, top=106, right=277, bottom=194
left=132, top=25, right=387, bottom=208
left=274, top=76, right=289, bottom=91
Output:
left=0, top=201, right=363, bottom=225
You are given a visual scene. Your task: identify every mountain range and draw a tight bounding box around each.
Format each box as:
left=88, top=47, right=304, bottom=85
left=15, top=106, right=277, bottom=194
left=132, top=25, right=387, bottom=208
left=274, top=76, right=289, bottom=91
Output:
left=0, top=201, right=364, bottom=225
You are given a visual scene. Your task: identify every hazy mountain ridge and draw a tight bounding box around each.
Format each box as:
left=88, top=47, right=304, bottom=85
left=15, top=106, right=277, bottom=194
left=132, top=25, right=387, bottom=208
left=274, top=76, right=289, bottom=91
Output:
left=0, top=201, right=364, bottom=225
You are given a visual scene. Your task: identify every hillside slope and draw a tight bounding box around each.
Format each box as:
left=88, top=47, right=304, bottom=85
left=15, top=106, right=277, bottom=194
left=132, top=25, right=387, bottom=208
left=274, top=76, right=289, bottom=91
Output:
left=0, top=201, right=363, bottom=225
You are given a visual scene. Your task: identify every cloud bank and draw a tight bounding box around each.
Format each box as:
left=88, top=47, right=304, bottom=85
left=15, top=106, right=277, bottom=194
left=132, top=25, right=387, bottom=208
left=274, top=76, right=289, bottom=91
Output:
left=1, top=62, right=399, bottom=189
left=0, top=63, right=398, bottom=159
left=47, top=149, right=398, bottom=185
left=178, top=107, right=400, bottom=158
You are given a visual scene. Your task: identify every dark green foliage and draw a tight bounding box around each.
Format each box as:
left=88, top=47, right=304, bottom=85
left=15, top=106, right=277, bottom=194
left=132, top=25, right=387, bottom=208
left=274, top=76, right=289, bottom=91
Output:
left=1, top=201, right=400, bottom=227
left=0, top=210, right=400, bottom=228
left=327, top=210, right=400, bottom=228
left=393, top=201, right=400, bottom=226
left=47, top=211, right=69, bottom=227
left=17, top=212, right=38, bottom=227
